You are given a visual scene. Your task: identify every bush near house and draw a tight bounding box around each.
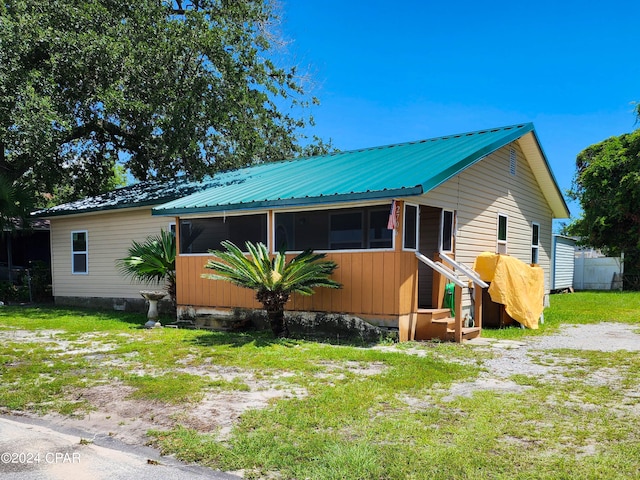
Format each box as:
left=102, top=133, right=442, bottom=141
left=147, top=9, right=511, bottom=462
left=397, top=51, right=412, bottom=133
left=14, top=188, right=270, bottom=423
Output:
left=203, top=241, right=341, bottom=338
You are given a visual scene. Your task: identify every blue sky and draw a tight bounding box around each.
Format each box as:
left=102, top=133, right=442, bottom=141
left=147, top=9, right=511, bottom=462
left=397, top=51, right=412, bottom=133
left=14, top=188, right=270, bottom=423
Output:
left=279, top=0, right=640, bottom=226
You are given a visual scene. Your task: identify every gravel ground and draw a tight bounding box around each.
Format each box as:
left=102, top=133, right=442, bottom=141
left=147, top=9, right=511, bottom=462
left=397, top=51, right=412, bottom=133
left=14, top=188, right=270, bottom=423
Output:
left=448, top=322, right=640, bottom=398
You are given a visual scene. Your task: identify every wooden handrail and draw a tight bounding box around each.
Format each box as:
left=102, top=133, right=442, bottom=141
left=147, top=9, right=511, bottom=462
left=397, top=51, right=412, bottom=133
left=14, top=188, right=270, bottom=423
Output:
left=415, top=250, right=485, bottom=342
left=439, top=251, right=488, bottom=289
left=415, top=252, right=466, bottom=288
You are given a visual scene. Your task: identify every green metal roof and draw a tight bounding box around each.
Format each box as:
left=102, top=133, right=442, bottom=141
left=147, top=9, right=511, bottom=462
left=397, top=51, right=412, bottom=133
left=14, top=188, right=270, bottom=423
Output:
left=32, top=177, right=223, bottom=218
left=152, top=123, right=568, bottom=217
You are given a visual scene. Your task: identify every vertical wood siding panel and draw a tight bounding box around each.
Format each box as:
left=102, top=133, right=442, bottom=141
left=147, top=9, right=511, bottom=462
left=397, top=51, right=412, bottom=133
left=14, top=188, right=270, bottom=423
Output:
left=382, top=252, right=396, bottom=314
left=189, top=257, right=197, bottom=305
left=180, top=257, right=189, bottom=304
left=371, top=255, right=384, bottom=314
left=194, top=257, right=204, bottom=306
left=361, top=254, right=373, bottom=314
left=203, top=258, right=214, bottom=307
left=176, top=257, right=185, bottom=304
left=399, top=252, right=417, bottom=314
left=178, top=250, right=408, bottom=318
left=350, top=253, right=363, bottom=314
left=329, top=253, right=342, bottom=311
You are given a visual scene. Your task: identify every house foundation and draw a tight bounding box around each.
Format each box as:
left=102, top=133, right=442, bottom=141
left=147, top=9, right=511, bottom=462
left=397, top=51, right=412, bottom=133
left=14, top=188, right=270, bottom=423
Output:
left=177, top=305, right=386, bottom=343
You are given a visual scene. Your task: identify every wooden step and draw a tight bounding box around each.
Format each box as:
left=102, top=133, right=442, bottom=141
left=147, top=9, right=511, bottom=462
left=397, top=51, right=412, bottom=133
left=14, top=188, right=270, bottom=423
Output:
left=417, top=308, right=451, bottom=321
left=446, top=326, right=481, bottom=341
left=409, top=309, right=480, bottom=343
left=432, top=317, right=455, bottom=327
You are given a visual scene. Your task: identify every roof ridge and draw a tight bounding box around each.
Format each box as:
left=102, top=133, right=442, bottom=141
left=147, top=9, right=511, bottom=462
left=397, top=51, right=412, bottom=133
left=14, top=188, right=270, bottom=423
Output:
left=299, top=122, right=533, bottom=159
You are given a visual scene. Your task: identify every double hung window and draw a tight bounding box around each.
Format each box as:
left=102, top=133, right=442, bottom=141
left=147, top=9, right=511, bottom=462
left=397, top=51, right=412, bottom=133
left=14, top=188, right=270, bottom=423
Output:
left=71, top=231, right=88, bottom=274
left=531, top=222, right=540, bottom=264
left=441, top=210, right=454, bottom=252
left=497, top=214, right=508, bottom=254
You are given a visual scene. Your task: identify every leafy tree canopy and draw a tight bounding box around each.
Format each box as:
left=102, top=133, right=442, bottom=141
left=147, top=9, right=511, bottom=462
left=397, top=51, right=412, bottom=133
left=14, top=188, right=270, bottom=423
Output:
left=567, top=128, right=640, bottom=258
left=0, top=0, right=329, bottom=203
left=0, top=175, right=34, bottom=232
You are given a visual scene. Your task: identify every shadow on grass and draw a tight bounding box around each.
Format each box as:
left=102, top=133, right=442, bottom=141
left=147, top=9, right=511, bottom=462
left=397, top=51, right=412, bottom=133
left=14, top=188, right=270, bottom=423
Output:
left=0, top=304, right=159, bottom=329
left=188, top=330, right=291, bottom=348
left=188, top=329, right=379, bottom=349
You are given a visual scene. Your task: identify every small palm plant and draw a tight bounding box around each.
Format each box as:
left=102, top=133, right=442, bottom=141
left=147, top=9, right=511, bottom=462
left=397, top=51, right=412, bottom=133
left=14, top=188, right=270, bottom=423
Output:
left=117, top=229, right=177, bottom=312
left=203, top=241, right=341, bottom=338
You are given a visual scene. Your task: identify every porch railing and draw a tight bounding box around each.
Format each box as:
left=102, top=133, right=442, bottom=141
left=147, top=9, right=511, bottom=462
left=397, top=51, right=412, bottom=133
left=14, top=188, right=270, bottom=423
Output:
left=438, top=252, right=488, bottom=290
left=414, top=252, right=466, bottom=288
left=415, top=251, right=487, bottom=342
left=439, top=252, right=488, bottom=340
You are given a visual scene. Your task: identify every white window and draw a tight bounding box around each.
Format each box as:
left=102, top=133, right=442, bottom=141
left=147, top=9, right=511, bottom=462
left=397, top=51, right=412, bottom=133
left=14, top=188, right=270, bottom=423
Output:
left=440, top=210, right=454, bottom=252
left=71, top=231, right=88, bottom=274
left=497, top=214, right=508, bottom=254
left=531, top=222, right=540, bottom=264
left=403, top=203, right=418, bottom=250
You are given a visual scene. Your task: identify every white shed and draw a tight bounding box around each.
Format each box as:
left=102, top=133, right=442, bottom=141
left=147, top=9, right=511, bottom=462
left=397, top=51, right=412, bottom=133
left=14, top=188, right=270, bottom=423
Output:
left=552, top=235, right=575, bottom=291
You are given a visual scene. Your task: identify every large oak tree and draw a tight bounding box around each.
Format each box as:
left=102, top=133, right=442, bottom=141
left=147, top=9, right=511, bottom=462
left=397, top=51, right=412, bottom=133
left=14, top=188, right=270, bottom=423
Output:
left=0, top=0, right=328, bottom=202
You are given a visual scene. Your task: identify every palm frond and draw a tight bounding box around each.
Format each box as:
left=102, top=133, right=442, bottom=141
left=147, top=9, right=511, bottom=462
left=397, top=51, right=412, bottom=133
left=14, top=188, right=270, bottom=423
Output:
left=117, top=229, right=176, bottom=285
left=203, top=241, right=341, bottom=296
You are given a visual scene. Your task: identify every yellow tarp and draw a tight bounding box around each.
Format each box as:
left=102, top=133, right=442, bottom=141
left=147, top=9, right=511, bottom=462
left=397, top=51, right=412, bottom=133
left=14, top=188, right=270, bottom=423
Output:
left=472, top=252, right=544, bottom=329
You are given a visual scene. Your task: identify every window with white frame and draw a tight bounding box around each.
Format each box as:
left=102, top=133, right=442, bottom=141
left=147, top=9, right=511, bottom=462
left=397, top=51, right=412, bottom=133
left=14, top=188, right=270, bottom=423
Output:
left=177, top=220, right=193, bottom=254
left=403, top=203, right=418, bottom=250
left=441, top=210, right=454, bottom=252
left=497, top=214, right=508, bottom=254
left=531, top=222, right=540, bottom=264
left=71, top=230, right=88, bottom=274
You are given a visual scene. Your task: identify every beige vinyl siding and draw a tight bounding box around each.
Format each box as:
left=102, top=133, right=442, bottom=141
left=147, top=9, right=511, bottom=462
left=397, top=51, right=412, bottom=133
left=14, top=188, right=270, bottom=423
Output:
left=49, top=208, right=173, bottom=299
left=422, top=141, right=554, bottom=313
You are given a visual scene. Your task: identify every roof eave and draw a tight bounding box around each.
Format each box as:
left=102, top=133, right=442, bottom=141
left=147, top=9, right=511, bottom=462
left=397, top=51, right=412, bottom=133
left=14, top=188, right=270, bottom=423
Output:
left=420, top=123, right=535, bottom=192
left=31, top=198, right=168, bottom=219
left=152, top=186, right=423, bottom=216
left=518, top=130, right=571, bottom=219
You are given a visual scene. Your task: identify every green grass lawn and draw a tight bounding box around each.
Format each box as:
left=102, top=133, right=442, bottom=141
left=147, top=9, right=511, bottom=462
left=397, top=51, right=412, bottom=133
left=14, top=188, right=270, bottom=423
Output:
left=1, top=292, right=639, bottom=479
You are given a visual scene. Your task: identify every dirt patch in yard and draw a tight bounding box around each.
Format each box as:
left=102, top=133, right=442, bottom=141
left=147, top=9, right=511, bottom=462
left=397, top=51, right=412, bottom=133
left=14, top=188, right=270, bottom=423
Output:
left=29, top=368, right=309, bottom=447
left=4, top=322, right=639, bottom=451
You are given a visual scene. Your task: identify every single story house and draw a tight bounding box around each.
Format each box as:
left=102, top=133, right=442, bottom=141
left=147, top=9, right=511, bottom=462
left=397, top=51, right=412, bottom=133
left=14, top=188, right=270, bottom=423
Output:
left=32, top=178, right=224, bottom=311
left=152, top=123, right=570, bottom=340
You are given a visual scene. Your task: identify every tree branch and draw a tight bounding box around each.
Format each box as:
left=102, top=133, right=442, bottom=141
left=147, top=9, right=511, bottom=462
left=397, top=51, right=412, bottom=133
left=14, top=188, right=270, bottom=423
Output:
left=63, top=119, right=122, bottom=143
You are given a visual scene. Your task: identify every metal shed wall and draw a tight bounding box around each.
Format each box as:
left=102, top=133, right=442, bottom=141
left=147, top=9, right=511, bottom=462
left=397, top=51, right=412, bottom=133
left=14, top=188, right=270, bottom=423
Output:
left=552, top=235, right=575, bottom=290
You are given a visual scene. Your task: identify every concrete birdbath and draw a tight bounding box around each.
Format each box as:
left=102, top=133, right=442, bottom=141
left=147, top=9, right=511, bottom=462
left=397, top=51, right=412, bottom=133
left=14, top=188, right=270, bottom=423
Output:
left=140, top=290, right=166, bottom=328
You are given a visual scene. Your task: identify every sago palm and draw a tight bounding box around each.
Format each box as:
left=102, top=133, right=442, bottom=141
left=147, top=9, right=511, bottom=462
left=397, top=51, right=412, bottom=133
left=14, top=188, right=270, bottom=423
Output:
left=117, top=229, right=177, bottom=312
left=203, top=240, right=341, bottom=338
